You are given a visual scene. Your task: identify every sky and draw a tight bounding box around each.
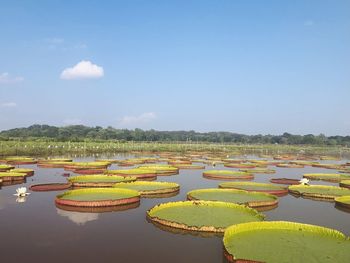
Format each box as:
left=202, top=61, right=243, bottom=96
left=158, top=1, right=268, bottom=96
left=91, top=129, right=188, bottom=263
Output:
left=0, top=0, right=349, bottom=135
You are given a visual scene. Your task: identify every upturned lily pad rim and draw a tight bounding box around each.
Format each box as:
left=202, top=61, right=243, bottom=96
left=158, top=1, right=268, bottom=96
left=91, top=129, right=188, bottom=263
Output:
left=147, top=200, right=264, bottom=233
left=56, top=188, right=140, bottom=207
left=30, top=183, right=72, bottom=191
left=187, top=188, right=278, bottom=208
left=56, top=201, right=140, bottom=213
left=113, top=181, right=180, bottom=196
left=270, top=178, right=300, bottom=185
left=223, top=221, right=349, bottom=263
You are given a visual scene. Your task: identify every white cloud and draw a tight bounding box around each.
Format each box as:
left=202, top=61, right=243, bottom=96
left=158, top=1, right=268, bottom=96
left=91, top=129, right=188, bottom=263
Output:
left=63, top=118, right=84, bottom=125
left=119, top=112, right=157, bottom=127
left=0, top=72, right=24, bottom=84
left=1, top=102, right=17, bottom=107
left=60, top=60, right=104, bottom=80
left=304, top=20, right=314, bottom=26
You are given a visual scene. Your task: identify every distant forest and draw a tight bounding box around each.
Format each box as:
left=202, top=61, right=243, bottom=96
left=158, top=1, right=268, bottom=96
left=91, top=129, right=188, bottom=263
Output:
left=0, top=124, right=349, bottom=146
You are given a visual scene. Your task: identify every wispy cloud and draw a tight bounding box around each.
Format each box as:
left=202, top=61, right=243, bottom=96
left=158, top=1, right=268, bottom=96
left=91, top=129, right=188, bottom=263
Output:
left=45, top=37, right=64, bottom=45
left=43, top=37, right=87, bottom=51
left=60, top=60, right=104, bottom=80
left=304, top=20, right=314, bottom=27
left=1, top=102, right=17, bottom=108
left=0, top=73, right=24, bottom=84
left=119, top=112, right=157, bottom=127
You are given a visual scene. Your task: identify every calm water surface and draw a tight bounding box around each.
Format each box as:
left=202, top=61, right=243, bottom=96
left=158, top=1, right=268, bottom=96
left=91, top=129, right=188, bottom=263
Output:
left=0, top=155, right=349, bottom=263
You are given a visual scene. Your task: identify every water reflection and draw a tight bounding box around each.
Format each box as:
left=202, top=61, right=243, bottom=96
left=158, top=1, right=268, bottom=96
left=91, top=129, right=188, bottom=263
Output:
left=56, top=208, right=99, bottom=225
left=16, top=196, right=27, bottom=203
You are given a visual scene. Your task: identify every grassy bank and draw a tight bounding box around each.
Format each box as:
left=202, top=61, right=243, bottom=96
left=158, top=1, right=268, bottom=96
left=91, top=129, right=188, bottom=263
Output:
left=0, top=140, right=348, bottom=157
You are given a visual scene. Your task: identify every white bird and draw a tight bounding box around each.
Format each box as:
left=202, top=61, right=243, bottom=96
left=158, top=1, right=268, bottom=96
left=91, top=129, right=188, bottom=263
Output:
left=299, top=178, right=310, bottom=186
left=14, top=187, right=30, bottom=197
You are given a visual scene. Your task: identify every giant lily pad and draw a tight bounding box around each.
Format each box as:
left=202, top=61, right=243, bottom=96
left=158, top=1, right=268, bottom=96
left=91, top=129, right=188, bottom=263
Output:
left=303, top=173, right=350, bottom=182
left=223, top=221, right=350, bottom=263
left=4, top=157, right=37, bottom=165
left=172, top=164, right=205, bottom=169
left=105, top=168, right=157, bottom=180
left=288, top=185, right=350, bottom=200
left=340, top=180, right=350, bottom=189
left=239, top=168, right=276, bottom=174
left=187, top=188, right=278, bottom=209
left=0, top=164, right=15, bottom=172
left=137, top=165, right=179, bottom=175
left=55, top=188, right=140, bottom=208
left=113, top=181, right=179, bottom=196
left=335, top=196, right=350, bottom=209
left=147, top=200, right=264, bottom=233
left=224, top=163, right=257, bottom=169
left=219, top=182, right=288, bottom=196
left=9, top=168, right=34, bottom=176
left=68, top=175, right=136, bottom=187
left=0, top=172, right=26, bottom=181
left=30, top=183, right=72, bottom=191
left=270, top=178, right=300, bottom=185
left=276, top=163, right=304, bottom=168
left=203, top=170, right=253, bottom=180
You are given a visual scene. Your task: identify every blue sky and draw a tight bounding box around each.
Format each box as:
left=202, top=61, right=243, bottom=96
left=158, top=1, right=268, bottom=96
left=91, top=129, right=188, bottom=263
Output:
left=0, top=0, right=349, bottom=135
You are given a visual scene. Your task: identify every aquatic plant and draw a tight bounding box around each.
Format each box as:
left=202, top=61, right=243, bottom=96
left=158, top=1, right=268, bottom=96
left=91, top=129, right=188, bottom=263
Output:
left=113, top=181, right=180, bottom=196
left=288, top=185, right=350, bottom=200
left=223, top=221, right=350, bottom=263
left=147, top=200, right=264, bottom=233
left=219, top=182, right=288, bottom=196
left=55, top=188, right=140, bottom=208
left=187, top=188, right=278, bottom=208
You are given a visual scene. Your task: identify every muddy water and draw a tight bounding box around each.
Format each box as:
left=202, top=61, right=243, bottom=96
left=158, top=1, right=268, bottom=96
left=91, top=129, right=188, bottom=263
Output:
left=0, top=155, right=349, bottom=263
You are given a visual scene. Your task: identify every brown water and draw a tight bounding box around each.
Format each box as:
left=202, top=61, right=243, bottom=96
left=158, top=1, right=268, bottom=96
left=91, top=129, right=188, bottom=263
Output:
left=0, top=155, right=349, bottom=263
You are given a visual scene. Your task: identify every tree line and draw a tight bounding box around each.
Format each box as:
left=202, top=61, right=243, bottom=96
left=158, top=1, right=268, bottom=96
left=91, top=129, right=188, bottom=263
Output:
left=0, top=124, right=349, bottom=146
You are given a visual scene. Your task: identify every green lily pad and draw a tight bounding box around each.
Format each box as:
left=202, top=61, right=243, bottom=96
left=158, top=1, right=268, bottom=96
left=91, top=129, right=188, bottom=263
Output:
left=187, top=188, right=278, bottom=208
left=172, top=164, right=205, bottom=169
left=335, top=195, right=350, bottom=209
left=203, top=170, right=253, bottom=180
left=0, top=172, right=27, bottom=181
left=288, top=185, right=350, bottom=200
left=340, top=180, right=350, bottom=188
left=0, top=164, right=15, bottom=171
left=105, top=168, right=157, bottom=180
left=303, top=173, right=350, bottom=182
left=68, top=175, right=136, bottom=187
left=219, top=182, right=288, bottom=196
left=223, top=221, right=350, bottom=263
left=55, top=188, right=140, bottom=208
left=113, top=181, right=180, bottom=196
left=147, top=200, right=264, bottom=233
left=239, top=168, right=276, bottom=174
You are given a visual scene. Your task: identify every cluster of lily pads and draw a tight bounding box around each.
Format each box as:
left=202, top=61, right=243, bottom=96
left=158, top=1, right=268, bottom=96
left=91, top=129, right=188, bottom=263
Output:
left=1, top=152, right=350, bottom=262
